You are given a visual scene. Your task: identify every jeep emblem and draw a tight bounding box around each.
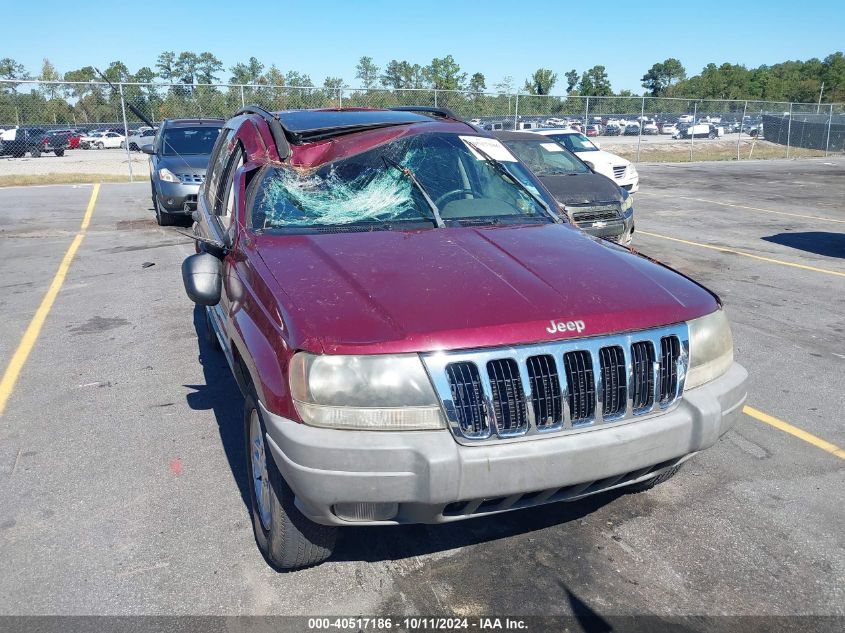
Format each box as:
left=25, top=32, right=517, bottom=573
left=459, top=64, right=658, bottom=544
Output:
left=546, top=319, right=586, bottom=334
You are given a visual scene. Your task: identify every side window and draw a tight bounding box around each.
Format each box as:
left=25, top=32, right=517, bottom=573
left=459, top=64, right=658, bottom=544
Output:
left=204, top=128, right=236, bottom=209
left=215, top=146, right=245, bottom=234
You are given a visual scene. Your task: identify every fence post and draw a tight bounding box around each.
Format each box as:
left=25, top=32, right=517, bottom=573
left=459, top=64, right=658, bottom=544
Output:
left=338, top=88, right=342, bottom=109
left=689, top=102, right=697, bottom=161
left=584, top=97, right=589, bottom=131
left=737, top=100, right=747, bottom=161
left=433, top=89, right=438, bottom=107
left=514, top=92, right=519, bottom=129
left=240, top=85, right=245, bottom=108
left=785, top=102, right=793, bottom=158
left=118, top=83, right=134, bottom=183
left=825, top=104, right=833, bottom=156
left=636, top=96, right=645, bottom=163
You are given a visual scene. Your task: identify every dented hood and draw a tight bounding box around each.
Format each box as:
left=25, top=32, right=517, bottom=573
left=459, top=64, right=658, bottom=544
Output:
left=254, top=224, right=718, bottom=354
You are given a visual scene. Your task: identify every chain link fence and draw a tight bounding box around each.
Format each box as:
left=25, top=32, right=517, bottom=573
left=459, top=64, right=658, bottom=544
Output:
left=2, top=79, right=843, bottom=182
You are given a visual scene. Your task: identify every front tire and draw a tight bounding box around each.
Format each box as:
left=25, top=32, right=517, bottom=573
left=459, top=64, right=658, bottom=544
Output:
left=154, top=199, right=174, bottom=226
left=54, top=148, right=65, bottom=157
left=130, top=143, right=139, bottom=151
left=96, top=142, right=104, bottom=150
left=245, top=393, right=337, bottom=570
left=31, top=148, right=41, bottom=158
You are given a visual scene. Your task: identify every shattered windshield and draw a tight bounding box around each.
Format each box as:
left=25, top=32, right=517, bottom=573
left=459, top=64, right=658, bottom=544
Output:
left=252, top=132, right=550, bottom=231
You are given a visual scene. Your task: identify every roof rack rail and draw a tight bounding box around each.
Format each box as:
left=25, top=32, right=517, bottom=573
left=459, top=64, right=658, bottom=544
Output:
left=234, top=105, right=291, bottom=160
left=389, top=106, right=462, bottom=122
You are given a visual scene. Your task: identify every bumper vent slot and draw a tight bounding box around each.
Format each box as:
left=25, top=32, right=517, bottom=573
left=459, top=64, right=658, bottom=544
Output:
left=631, top=341, right=656, bottom=410
left=526, top=355, right=563, bottom=429
left=564, top=351, right=595, bottom=423
left=599, top=346, right=626, bottom=417
left=487, top=359, right=528, bottom=434
left=445, top=362, right=488, bottom=437
left=659, top=336, right=681, bottom=404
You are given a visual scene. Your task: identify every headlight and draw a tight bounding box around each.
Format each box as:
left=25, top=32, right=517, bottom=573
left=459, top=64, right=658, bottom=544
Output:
left=289, top=353, right=446, bottom=430
left=620, top=191, right=633, bottom=214
left=685, top=310, right=734, bottom=390
left=158, top=168, right=180, bottom=183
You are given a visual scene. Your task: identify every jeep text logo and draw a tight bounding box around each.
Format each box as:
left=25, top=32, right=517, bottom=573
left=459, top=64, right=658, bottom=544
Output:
left=546, top=319, right=586, bottom=334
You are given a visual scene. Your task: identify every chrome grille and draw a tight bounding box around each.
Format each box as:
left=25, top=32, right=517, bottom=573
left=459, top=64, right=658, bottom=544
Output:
left=659, top=336, right=681, bottom=404
left=178, top=173, right=205, bottom=184
left=599, top=346, right=627, bottom=418
left=631, top=341, right=656, bottom=411
left=445, top=362, right=489, bottom=438
left=487, top=359, right=528, bottom=435
left=526, top=355, right=563, bottom=429
left=424, top=323, right=688, bottom=444
left=612, top=165, right=627, bottom=179
left=564, top=351, right=595, bottom=423
left=568, top=204, right=622, bottom=224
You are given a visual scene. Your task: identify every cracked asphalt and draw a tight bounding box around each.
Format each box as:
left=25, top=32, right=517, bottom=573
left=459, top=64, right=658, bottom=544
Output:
left=0, top=159, right=842, bottom=620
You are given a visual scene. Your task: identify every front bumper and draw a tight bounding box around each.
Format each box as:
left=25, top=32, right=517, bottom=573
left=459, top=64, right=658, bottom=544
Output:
left=263, top=362, right=748, bottom=526
left=155, top=181, right=200, bottom=212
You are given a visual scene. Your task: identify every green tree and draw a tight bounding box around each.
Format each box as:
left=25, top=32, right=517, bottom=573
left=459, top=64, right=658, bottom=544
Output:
left=0, top=58, right=29, bottom=93
left=524, top=68, right=557, bottom=95
left=578, top=65, right=612, bottom=96
left=565, top=69, right=579, bottom=93
left=196, top=52, right=223, bottom=84
left=424, top=55, right=466, bottom=91
left=155, top=51, right=176, bottom=81
left=641, top=58, right=686, bottom=96
left=355, top=56, right=379, bottom=89
left=468, top=72, right=486, bottom=92
left=38, top=58, right=62, bottom=100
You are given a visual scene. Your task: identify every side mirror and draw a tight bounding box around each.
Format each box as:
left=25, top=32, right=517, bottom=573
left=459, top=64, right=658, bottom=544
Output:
left=181, top=253, right=222, bottom=306
left=140, top=144, right=155, bottom=155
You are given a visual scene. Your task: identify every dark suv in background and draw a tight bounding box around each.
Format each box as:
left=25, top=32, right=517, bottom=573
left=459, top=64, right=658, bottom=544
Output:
left=0, top=127, right=48, bottom=157
left=142, top=118, right=223, bottom=226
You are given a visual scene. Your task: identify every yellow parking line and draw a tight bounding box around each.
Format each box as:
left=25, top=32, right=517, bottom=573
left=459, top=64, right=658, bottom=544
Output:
left=638, top=192, right=845, bottom=225
left=638, top=230, right=845, bottom=278
left=0, top=184, right=100, bottom=417
left=743, top=406, right=845, bottom=460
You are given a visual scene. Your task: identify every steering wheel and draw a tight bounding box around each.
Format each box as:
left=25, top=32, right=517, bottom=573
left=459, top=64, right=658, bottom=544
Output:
left=434, top=188, right=475, bottom=207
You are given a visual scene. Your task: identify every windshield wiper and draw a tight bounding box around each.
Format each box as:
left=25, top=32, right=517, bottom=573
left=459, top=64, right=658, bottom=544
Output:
left=469, top=144, right=561, bottom=224
left=382, top=155, right=445, bottom=228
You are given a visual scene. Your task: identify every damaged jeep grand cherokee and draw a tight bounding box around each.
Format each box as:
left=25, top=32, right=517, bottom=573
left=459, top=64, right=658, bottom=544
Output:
left=183, top=106, right=748, bottom=570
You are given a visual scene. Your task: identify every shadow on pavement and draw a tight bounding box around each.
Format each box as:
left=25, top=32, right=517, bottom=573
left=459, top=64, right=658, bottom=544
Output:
left=761, top=231, right=845, bottom=259
left=332, top=491, right=621, bottom=563
left=185, top=304, right=249, bottom=511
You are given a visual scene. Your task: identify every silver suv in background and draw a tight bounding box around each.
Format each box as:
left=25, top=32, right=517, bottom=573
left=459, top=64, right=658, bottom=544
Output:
left=142, top=119, right=223, bottom=226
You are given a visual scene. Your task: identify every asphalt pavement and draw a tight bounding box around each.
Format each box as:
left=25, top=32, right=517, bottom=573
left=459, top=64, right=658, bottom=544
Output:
left=0, top=159, right=842, bottom=620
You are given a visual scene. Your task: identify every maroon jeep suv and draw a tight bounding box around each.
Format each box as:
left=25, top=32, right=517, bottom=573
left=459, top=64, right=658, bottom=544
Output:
left=183, top=106, right=748, bottom=570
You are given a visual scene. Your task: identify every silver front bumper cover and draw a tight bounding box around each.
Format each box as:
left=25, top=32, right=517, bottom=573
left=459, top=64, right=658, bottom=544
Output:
left=262, top=362, right=747, bottom=526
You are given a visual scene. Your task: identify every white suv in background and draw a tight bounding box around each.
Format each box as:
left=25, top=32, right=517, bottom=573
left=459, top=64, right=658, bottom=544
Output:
left=525, top=128, right=639, bottom=193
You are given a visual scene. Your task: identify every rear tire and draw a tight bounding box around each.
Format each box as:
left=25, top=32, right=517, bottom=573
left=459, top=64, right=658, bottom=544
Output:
left=244, top=392, right=337, bottom=570
left=96, top=142, right=104, bottom=150
left=30, top=148, right=41, bottom=158
left=130, top=143, right=138, bottom=151
left=626, top=463, right=683, bottom=493
left=54, top=148, right=65, bottom=157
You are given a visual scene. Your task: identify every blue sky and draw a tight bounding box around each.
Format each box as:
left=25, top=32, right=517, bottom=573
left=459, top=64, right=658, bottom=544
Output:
left=5, top=0, right=844, bottom=92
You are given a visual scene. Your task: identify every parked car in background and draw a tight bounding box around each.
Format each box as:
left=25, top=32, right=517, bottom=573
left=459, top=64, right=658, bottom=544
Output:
left=494, top=131, right=634, bottom=245
left=127, top=127, right=157, bottom=151
left=142, top=118, right=223, bottom=225
left=623, top=123, right=641, bottom=136
left=181, top=105, right=747, bottom=570
left=660, top=122, right=678, bottom=135
left=585, top=125, right=600, bottom=137
left=674, top=122, right=717, bottom=139
left=94, top=131, right=125, bottom=149
left=545, top=117, right=568, bottom=127
left=79, top=131, right=105, bottom=149
left=642, top=122, right=659, bottom=135
left=0, top=127, right=48, bottom=157
left=526, top=128, right=639, bottom=192
left=603, top=123, right=622, bottom=136
left=41, top=130, right=72, bottom=156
